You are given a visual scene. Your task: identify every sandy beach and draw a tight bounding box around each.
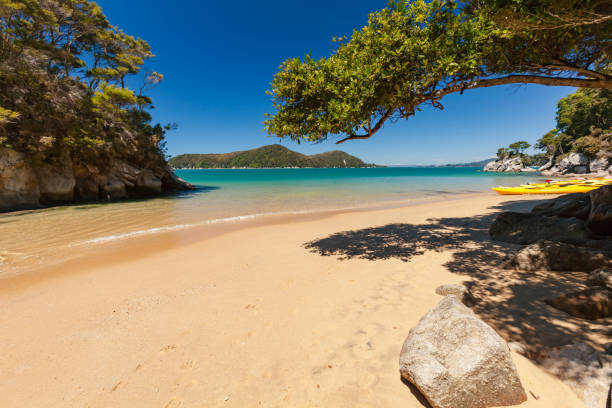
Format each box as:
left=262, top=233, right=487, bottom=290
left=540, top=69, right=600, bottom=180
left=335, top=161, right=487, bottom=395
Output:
left=0, top=193, right=596, bottom=407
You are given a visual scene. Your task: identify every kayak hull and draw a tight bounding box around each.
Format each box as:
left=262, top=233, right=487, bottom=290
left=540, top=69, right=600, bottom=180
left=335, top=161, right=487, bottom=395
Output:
left=492, top=186, right=602, bottom=195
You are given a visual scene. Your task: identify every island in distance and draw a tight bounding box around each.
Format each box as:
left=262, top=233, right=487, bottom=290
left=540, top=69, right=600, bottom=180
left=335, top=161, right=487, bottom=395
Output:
left=168, top=144, right=382, bottom=169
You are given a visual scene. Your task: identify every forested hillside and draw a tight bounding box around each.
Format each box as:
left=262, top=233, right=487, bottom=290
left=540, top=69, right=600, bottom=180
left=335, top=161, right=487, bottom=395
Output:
left=0, top=1, right=191, bottom=211
left=169, top=145, right=378, bottom=168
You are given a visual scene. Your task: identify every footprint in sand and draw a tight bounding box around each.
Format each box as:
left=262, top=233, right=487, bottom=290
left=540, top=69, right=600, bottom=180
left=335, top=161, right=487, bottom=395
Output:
left=160, top=344, right=177, bottom=354
left=164, top=399, right=182, bottom=408
left=180, top=360, right=197, bottom=370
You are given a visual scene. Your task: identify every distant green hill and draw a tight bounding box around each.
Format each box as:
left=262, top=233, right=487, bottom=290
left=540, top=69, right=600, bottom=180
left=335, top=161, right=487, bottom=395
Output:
left=168, top=144, right=380, bottom=168
left=439, top=158, right=496, bottom=167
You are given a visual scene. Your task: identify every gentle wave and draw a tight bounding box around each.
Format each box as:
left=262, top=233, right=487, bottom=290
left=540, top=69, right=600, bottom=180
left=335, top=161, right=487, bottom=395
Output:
left=73, top=214, right=260, bottom=245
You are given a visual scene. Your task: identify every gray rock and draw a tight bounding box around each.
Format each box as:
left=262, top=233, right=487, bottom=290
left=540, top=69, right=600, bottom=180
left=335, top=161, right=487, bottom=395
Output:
left=540, top=343, right=612, bottom=408
left=568, top=152, right=589, bottom=167
left=531, top=192, right=591, bottom=219
left=545, top=286, right=612, bottom=320
left=587, top=268, right=612, bottom=290
left=483, top=160, right=500, bottom=172
left=435, top=284, right=477, bottom=306
left=0, top=148, right=40, bottom=211
left=572, top=165, right=589, bottom=174
left=590, top=156, right=609, bottom=173
left=490, top=212, right=591, bottom=245
left=483, top=157, right=524, bottom=173
left=520, top=167, right=537, bottom=172
left=510, top=241, right=612, bottom=272
left=587, top=185, right=612, bottom=236
left=399, top=296, right=527, bottom=408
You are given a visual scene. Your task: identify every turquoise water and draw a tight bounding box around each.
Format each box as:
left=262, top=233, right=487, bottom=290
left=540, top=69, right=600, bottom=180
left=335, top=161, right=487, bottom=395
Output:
left=1, top=167, right=544, bottom=274
left=173, top=167, right=543, bottom=213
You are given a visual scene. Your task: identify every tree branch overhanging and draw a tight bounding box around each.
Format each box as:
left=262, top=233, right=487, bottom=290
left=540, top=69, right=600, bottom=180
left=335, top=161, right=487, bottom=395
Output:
left=336, top=109, right=394, bottom=144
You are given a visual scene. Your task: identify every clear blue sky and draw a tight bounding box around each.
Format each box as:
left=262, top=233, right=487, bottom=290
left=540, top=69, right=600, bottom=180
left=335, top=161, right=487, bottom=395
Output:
left=98, top=0, right=575, bottom=166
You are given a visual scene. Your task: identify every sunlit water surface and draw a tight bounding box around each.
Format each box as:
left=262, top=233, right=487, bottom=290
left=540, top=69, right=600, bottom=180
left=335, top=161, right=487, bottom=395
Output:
left=0, top=167, right=545, bottom=275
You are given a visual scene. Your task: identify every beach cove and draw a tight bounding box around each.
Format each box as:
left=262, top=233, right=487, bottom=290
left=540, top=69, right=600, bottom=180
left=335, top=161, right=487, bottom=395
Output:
left=0, top=189, right=595, bottom=407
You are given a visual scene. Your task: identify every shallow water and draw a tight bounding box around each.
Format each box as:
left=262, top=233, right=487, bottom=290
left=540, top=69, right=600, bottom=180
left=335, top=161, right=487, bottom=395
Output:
left=0, top=167, right=544, bottom=275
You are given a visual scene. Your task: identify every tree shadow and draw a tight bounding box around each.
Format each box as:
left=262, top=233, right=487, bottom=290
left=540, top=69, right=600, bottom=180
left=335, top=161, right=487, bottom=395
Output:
left=304, top=198, right=612, bottom=354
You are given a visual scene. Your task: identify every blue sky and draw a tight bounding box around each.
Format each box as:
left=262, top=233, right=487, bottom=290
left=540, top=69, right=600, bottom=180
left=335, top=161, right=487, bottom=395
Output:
left=98, top=0, right=575, bottom=166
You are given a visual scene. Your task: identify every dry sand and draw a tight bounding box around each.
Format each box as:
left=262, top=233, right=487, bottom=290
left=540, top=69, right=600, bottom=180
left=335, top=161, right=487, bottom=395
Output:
left=0, top=193, right=593, bottom=407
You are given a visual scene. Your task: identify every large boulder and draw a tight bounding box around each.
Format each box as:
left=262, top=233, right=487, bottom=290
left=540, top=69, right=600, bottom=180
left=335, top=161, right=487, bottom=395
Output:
left=490, top=212, right=591, bottom=244
left=399, top=296, right=527, bottom=408
left=540, top=343, right=612, bottom=408
left=586, top=268, right=612, bottom=291
left=483, top=160, right=500, bottom=172
left=545, top=286, right=612, bottom=320
left=32, top=152, right=76, bottom=203
left=510, top=241, right=612, bottom=272
left=483, top=157, right=523, bottom=173
left=587, top=185, right=612, bottom=236
left=531, top=192, right=591, bottom=219
left=568, top=152, right=589, bottom=167
left=435, top=284, right=477, bottom=306
left=0, top=148, right=40, bottom=211
left=589, top=156, right=609, bottom=174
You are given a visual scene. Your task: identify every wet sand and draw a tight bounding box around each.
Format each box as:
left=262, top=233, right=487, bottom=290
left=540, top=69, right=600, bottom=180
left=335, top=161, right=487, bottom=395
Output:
left=0, top=193, right=591, bottom=407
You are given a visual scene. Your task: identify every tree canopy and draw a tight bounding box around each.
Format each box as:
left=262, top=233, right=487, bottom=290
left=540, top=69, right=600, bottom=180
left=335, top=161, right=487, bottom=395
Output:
left=265, top=0, right=612, bottom=144
left=535, top=87, right=612, bottom=156
left=0, top=0, right=169, bottom=161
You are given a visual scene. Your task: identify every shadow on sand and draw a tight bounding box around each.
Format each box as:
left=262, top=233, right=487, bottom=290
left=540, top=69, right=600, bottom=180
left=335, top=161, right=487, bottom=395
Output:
left=304, top=198, right=612, bottom=353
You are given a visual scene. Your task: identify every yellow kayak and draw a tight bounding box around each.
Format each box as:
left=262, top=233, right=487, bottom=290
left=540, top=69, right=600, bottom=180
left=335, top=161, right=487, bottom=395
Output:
left=493, top=178, right=612, bottom=195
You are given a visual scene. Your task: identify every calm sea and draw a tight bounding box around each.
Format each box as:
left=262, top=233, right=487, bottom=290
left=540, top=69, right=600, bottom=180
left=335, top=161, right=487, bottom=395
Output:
left=0, top=167, right=544, bottom=275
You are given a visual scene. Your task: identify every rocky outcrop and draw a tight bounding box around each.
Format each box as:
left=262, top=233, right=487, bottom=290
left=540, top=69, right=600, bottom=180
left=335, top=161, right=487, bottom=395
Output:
left=483, top=157, right=527, bottom=173
left=510, top=241, right=612, bottom=272
left=542, top=151, right=612, bottom=177
left=587, top=185, right=612, bottom=236
left=32, top=151, right=76, bottom=204
left=399, top=296, right=527, bottom=408
left=540, top=343, right=612, bottom=408
left=531, top=192, right=591, bottom=219
left=0, top=148, right=40, bottom=211
left=545, top=286, right=612, bottom=320
left=434, top=284, right=477, bottom=306
left=489, top=212, right=591, bottom=245
left=587, top=268, right=612, bottom=290
left=0, top=147, right=194, bottom=212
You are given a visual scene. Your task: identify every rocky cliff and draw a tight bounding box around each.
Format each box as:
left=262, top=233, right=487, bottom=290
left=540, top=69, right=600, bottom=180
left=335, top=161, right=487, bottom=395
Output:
left=483, top=157, right=536, bottom=173
left=0, top=148, right=193, bottom=212
left=539, top=151, right=612, bottom=177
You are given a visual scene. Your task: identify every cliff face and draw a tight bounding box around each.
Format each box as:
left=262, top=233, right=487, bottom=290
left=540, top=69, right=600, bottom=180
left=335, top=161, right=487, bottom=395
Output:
left=539, top=152, right=612, bottom=177
left=0, top=148, right=193, bottom=212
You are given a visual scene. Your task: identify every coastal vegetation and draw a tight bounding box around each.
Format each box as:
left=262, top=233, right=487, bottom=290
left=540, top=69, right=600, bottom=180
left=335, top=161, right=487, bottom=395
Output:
left=168, top=144, right=378, bottom=168
left=488, top=87, right=612, bottom=173
left=265, top=0, right=612, bottom=144
left=0, top=0, right=190, bottom=211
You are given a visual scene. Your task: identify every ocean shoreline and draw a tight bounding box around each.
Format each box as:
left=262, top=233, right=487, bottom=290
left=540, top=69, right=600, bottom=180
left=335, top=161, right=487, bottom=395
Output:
left=0, top=191, right=590, bottom=408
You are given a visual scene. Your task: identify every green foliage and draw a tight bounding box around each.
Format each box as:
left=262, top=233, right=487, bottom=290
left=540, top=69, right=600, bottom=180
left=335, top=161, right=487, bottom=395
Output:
left=496, top=147, right=510, bottom=159
left=536, top=88, right=612, bottom=157
left=265, top=0, right=612, bottom=144
left=168, top=145, right=378, bottom=169
left=508, top=140, right=531, bottom=155
left=0, top=0, right=170, bottom=161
